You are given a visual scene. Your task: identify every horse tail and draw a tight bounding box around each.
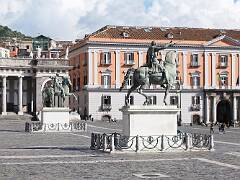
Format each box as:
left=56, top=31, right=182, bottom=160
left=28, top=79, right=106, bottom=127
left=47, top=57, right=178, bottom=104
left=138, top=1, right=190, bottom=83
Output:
left=119, top=68, right=134, bottom=91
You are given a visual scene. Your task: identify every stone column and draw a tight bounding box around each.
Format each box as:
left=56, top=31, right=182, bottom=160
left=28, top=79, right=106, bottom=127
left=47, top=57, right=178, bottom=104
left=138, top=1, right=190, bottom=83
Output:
left=212, top=53, right=216, bottom=88
left=115, top=50, right=120, bottom=88
left=182, top=52, right=188, bottom=88
left=204, top=52, right=209, bottom=88
left=18, top=76, right=23, bottom=115
left=2, top=76, right=7, bottom=115
left=88, top=50, right=93, bottom=86
left=233, top=95, right=237, bottom=124
left=232, top=53, right=236, bottom=88
left=93, top=50, right=98, bottom=85
left=213, top=96, right=217, bottom=123
left=138, top=51, right=143, bottom=67
left=205, top=95, right=210, bottom=124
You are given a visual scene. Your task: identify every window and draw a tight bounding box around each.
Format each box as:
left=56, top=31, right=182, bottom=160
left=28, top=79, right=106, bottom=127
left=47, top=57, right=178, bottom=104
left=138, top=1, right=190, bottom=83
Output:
left=101, top=95, right=112, bottom=111
left=192, top=96, right=200, bottom=105
left=126, top=95, right=134, bottom=105
left=170, top=96, right=178, bottom=105
left=148, top=96, right=157, bottom=105
left=101, top=52, right=111, bottom=65
left=219, top=73, right=228, bottom=87
left=219, top=55, right=228, bottom=67
left=191, top=96, right=200, bottom=111
left=101, top=75, right=111, bottom=88
left=191, top=54, right=199, bottom=67
left=124, top=52, right=135, bottom=65
left=190, top=72, right=200, bottom=88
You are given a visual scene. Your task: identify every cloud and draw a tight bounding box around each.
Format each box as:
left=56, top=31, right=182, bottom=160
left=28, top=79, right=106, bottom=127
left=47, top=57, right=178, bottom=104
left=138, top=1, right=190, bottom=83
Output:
left=0, top=0, right=239, bottom=40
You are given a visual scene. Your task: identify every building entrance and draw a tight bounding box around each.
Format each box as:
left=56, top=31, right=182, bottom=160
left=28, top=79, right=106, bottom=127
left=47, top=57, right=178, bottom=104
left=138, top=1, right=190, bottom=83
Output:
left=217, top=100, right=232, bottom=125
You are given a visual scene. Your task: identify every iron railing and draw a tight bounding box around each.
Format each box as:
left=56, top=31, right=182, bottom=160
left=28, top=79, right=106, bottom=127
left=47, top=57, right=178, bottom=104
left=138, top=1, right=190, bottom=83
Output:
left=90, top=132, right=214, bottom=152
left=25, top=121, right=87, bottom=133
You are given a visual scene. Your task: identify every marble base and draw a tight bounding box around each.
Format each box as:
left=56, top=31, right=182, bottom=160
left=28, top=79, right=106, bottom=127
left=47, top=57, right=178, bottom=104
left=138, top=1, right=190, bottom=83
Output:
left=120, top=105, right=179, bottom=136
left=41, top=107, right=70, bottom=132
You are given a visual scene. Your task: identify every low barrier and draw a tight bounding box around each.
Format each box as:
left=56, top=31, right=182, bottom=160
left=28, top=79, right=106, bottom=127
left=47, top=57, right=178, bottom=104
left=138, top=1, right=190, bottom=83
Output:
left=25, top=121, right=87, bottom=133
left=90, top=132, right=214, bottom=153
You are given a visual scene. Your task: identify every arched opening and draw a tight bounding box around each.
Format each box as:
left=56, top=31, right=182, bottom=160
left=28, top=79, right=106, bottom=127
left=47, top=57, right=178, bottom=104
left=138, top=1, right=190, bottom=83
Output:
left=192, top=114, right=201, bottom=125
left=101, top=114, right=111, bottom=122
left=217, top=100, right=232, bottom=125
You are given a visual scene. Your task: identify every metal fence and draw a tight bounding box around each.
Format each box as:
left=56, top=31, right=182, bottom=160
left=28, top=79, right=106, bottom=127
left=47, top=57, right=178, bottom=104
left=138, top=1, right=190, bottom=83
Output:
left=90, top=132, right=214, bottom=153
left=25, top=121, right=87, bottom=133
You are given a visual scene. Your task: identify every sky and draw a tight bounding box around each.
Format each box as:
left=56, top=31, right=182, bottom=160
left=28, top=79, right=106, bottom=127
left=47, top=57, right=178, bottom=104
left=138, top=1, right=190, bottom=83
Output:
left=0, top=0, right=240, bottom=40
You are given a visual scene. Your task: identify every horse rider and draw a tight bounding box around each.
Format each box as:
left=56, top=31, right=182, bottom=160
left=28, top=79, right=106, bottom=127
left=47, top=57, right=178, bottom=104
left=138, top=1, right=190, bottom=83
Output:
left=146, top=41, right=174, bottom=74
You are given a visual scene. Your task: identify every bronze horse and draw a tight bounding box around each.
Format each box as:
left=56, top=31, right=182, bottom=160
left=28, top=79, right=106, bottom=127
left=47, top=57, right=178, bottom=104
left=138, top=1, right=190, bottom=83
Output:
left=120, top=51, right=178, bottom=106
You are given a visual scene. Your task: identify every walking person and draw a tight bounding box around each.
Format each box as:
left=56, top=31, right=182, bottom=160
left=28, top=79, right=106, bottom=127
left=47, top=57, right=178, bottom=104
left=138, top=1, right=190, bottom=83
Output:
left=210, top=123, right=214, bottom=134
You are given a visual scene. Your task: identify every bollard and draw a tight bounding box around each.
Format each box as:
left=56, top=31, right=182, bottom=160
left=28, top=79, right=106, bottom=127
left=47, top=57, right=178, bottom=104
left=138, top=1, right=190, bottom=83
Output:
left=103, top=134, right=107, bottom=152
left=135, top=135, right=139, bottom=152
left=97, top=134, right=101, bottom=149
left=209, top=134, right=214, bottom=150
left=90, top=133, right=95, bottom=150
left=161, top=135, right=164, bottom=151
left=185, top=133, right=189, bottom=150
left=188, top=134, right=193, bottom=149
left=110, top=134, right=115, bottom=152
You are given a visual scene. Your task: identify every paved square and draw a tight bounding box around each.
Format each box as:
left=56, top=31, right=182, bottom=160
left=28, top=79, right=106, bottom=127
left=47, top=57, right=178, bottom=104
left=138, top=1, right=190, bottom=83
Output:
left=0, top=119, right=240, bottom=179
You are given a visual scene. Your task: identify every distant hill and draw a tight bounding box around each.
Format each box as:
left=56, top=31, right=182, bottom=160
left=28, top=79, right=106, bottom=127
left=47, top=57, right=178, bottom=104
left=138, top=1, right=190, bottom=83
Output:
left=0, top=25, right=31, bottom=40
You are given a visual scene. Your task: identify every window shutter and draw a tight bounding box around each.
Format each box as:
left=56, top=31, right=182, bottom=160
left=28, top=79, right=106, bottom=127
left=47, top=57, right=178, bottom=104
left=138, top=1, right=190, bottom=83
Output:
left=124, top=53, right=127, bottom=62
left=108, top=52, right=111, bottom=63
left=108, top=75, right=111, bottom=86
left=101, top=75, right=104, bottom=85
left=153, top=96, right=157, bottom=105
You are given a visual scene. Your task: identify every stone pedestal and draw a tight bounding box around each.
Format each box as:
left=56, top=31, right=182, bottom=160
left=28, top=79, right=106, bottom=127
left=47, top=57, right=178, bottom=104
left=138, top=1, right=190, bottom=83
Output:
left=120, top=105, right=179, bottom=136
left=41, top=107, right=70, bottom=132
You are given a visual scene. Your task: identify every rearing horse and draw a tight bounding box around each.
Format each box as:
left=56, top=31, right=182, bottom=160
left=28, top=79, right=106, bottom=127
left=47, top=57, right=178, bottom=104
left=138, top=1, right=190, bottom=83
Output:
left=120, top=51, right=178, bottom=106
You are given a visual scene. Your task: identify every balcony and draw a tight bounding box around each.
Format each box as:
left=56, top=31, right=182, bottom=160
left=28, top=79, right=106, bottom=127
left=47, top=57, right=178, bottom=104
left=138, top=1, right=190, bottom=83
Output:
left=219, top=62, right=228, bottom=68
left=191, top=104, right=201, bottom=111
left=100, top=59, right=111, bottom=66
left=101, top=104, right=112, bottom=111
left=124, top=60, right=135, bottom=65
left=190, top=62, right=200, bottom=68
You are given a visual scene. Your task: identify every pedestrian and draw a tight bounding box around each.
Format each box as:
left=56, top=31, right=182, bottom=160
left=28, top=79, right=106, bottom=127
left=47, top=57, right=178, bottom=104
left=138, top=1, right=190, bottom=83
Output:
left=210, top=123, right=214, bottom=134
left=222, top=123, right=225, bottom=134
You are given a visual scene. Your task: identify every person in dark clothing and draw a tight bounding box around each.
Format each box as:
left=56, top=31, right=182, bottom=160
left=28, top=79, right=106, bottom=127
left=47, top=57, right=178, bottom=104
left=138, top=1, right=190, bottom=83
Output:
left=210, top=123, right=214, bottom=134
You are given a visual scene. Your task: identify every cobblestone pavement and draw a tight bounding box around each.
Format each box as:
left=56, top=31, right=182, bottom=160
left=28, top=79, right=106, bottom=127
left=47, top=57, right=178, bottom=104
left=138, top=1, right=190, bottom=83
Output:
left=0, top=119, right=240, bottom=179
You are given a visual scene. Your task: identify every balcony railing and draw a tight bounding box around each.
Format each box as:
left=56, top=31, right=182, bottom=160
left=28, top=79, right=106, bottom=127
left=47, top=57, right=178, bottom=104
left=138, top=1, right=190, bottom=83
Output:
left=191, top=104, right=201, bottom=111
left=219, top=62, right=228, bottom=68
left=101, top=104, right=112, bottom=111
left=101, top=59, right=111, bottom=65
left=190, top=62, right=200, bottom=67
left=124, top=60, right=135, bottom=65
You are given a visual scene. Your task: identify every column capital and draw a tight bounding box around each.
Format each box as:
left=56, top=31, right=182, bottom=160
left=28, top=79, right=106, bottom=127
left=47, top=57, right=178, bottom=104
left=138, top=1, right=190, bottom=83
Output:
left=182, top=51, right=188, bottom=56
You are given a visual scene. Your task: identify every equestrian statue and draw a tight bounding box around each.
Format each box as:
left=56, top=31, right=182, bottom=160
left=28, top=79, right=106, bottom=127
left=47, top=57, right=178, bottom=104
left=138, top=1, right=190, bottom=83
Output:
left=120, top=41, right=178, bottom=106
left=42, top=73, right=77, bottom=107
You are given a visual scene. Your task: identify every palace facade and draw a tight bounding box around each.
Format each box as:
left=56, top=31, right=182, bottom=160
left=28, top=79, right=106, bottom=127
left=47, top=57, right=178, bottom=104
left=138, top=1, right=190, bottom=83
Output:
left=68, top=25, right=240, bottom=125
